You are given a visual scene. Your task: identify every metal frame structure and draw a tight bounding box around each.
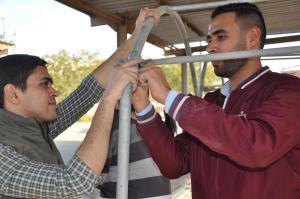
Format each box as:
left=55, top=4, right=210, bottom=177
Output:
left=116, top=1, right=300, bottom=198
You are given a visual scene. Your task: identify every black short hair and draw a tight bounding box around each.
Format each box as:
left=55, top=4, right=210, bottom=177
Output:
left=0, top=54, right=47, bottom=108
left=211, top=2, right=266, bottom=49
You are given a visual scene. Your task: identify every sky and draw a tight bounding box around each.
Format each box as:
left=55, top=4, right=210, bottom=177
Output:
left=0, top=0, right=163, bottom=58
left=0, top=0, right=299, bottom=72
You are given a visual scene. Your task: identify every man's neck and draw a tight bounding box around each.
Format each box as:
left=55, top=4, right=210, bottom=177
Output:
left=229, top=58, right=262, bottom=91
left=4, top=104, right=27, bottom=119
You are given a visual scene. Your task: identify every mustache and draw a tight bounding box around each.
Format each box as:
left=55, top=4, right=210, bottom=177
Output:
left=49, top=99, right=57, bottom=105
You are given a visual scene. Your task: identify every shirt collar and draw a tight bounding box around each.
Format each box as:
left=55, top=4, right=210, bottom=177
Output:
left=238, top=66, right=270, bottom=90
left=220, top=66, right=270, bottom=96
left=220, top=80, right=231, bottom=97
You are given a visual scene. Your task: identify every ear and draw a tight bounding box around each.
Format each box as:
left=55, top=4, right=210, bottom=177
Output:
left=3, top=84, right=22, bottom=105
left=246, top=26, right=261, bottom=49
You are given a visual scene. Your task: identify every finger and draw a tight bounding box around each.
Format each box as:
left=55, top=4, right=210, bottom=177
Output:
left=138, top=66, right=151, bottom=73
left=127, top=70, right=139, bottom=83
left=124, top=65, right=139, bottom=73
left=119, top=59, right=143, bottom=68
left=128, top=74, right=139, bottom=92
left=152, top=10, right=160, bottom=26
left=125, top=59, right=143, bottom=67
left=118, top=74, right=137, bottom=93
left=145, top=10, right=160, bottom=26
left=131, top=81, right=138, bottom=92
left=125, top=66, right=139, bottom=79
left=138, top=66, right=151, bottom=72
left=138, top=68, right=151, bottom=82
left=143, top=60, right=156, bottom=68
left=139, top=66, right=160, bottom=77
left=140, top=7, right=148, bottom=16
left=138, top=75, right=149, bottom=86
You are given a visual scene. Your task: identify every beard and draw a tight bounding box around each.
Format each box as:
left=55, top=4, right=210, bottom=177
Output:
left=212, top=40, right=248, bottom=78
left=213, top=58, right=248, bottom=78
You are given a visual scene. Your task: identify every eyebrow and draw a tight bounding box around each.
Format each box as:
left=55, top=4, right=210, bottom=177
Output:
left=207, top=29, right=227, bottom=41
left=40, top=77, right=54, bottom=84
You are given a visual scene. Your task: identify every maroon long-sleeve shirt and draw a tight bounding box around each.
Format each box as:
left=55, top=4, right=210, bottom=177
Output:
left=137, top=67, right=300, bottom=199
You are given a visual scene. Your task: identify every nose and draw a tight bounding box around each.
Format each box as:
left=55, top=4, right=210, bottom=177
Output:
left=50, top=86, right=60, bottom=97
left=206, top=38, right=217, bottom=53
left=206, top=40, right=217, bottom=54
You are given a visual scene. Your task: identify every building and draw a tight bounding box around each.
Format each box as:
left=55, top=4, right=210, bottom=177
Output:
left=0, top=39, right=14, bottom=57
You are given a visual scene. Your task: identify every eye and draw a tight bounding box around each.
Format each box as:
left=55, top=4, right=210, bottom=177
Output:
left=217, top=34, right=226, bottom=41
left=41, top=81, right=50, bottom=88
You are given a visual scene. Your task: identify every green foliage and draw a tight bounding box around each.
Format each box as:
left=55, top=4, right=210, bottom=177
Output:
left=43, top=50, right=103, bottom=102
left=203, top=63, right=219, bottom=85
left=44, top=50, right=220, bottom=100
left=78, top=114, right=94, bottom=122
left=43, top=50, right=221, bottom=122
left=161, top=64, right=182, bottom=92
left=161, top=62, right=220, bottom=94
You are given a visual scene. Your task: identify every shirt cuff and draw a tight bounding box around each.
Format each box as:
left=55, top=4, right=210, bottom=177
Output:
left=165, top=90, right=180, bottom=114
left=136, top=105, right=156, bottom=124
left=136, top=103, right=153, bottom=117
left=168, top=93, right=190, bottom=119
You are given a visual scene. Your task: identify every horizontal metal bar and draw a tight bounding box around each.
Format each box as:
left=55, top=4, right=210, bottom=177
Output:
left=262, top=56, right=300, bottom=60
left=164, top=35, right=300, bottom=56
left=152, top=46, right=300, bottom=65
left=170, top=0, right=269, bottom=12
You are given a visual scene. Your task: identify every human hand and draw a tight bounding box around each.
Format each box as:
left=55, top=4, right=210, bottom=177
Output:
left=133, top=7, right=160, bottom=36
left=138, top=61, right=171, bottom=104
left=103, top=59, right=141, bottom=102
left=132, top=81, right=150, bottom=112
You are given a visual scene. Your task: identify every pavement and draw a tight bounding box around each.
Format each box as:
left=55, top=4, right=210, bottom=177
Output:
left=54, top=122, right=191, bottom=199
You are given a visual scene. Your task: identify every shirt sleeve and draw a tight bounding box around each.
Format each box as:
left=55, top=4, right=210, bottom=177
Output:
left=48, top=75, right=105, bottom=138
left=138, top=75, right=300, bottom=169
left=164, top=90, right=180, bottom=114
left=136, top=106, right=190, bottom=178
left=136, top=103, right=154, bottom=117
left=166, top=83, right=300, bottom=168
left=0, top=143, right=102, bottom=198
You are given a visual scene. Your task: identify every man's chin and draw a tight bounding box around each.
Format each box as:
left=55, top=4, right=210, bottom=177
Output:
left=213, top=67, right=223, bottom=77
left=50, top=114, right=58, bottom=121
left=44, top=113, right=57, bottom=122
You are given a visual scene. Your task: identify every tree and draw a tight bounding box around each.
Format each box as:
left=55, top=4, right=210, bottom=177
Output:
left=45, top=50, right=220, bottom=99
left=161, top=62, right=220, bottom=94
left=161, top=63, right=182, bottom=91
left=43, top=50, right=103, bottom=102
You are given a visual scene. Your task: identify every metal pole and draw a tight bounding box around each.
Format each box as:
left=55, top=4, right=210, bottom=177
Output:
left=181, top=63, right=188, bottom=94
left=199, top=62, right=207, bottom=97
left=117, top=85, right=132, bottom=199
left=116, top=7, right=167, bottom=198
left=167, top=10, right=199, bottom=95
left=152, top=46, right=300, bottom=65
left=262, top=55, right=300, bottom=60
left=116, top=22, right=131, bottom=199
left=170, top=0, right=269, bottom=12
